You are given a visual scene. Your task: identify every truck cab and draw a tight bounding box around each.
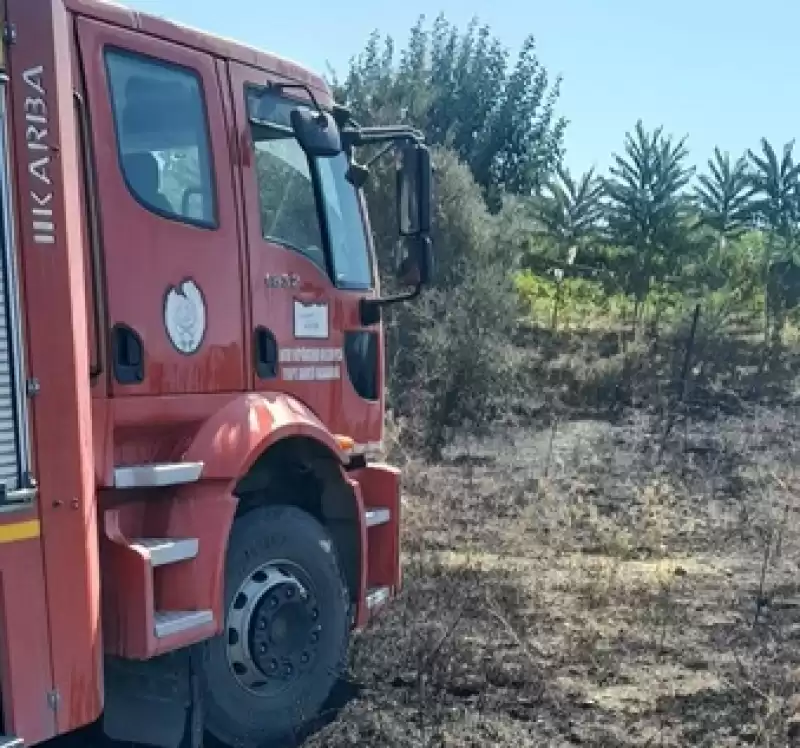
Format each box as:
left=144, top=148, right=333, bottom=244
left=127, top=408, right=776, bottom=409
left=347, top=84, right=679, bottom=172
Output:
left=0, top=1, right=432, bottom=746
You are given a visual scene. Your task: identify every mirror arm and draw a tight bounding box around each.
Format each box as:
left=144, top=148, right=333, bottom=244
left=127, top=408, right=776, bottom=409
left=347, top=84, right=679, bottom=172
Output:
left=345, top=131, right=426, bottom=178
left=359, top=283, right=423, bottom=326
left=343, top=125, right=424, bottom=149
left=364, top=282, right=422, bottom=308
left=364, top=142, right=395, bottom=169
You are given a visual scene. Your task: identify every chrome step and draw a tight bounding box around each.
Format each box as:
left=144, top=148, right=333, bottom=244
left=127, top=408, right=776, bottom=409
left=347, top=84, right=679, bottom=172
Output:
left=154, top=610, right=213, bottom=638
left=113, top=461, right=204, bottom=489
left=0, top=737, right=22, bottom=748
left=366, top=586, right=391, bottom=609
left=365, top=508, right=391, bottom=528
left=131, top=538, right=198, bottom=568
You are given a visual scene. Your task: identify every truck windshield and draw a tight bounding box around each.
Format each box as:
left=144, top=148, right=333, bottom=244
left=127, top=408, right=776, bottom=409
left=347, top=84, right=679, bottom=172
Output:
left=248, top=88, right=372, bottom=290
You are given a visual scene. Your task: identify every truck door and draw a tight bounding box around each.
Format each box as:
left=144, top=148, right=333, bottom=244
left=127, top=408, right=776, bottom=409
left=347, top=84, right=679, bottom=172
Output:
left=76, top=18, right=245, bottom=396
left=228, top=62, right=385, bottom=444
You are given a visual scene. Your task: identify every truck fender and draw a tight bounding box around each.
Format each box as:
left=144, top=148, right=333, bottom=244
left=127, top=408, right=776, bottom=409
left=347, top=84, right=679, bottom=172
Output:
left=181, top=392, right=348, bottom=482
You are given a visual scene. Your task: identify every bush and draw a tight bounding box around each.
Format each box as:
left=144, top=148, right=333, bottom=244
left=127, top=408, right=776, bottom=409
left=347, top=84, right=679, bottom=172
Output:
left=395, top=263, right=522, bottom=460
left=366, top=148, right=523, bottom=460
left=515, top=271, right=620, bottom=330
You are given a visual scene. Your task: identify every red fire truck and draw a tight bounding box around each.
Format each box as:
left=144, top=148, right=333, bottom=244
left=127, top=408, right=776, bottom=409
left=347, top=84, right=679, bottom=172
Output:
left=0, top=1, right=432, bottom=746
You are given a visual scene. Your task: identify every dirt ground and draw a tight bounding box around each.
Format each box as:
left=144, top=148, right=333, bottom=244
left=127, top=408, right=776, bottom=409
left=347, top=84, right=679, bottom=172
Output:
left=305, top=402, right=800, bottom=747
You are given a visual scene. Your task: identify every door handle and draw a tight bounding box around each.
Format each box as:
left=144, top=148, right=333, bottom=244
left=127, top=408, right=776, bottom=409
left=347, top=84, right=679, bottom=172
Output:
left=111, top=324, right=144, bottom=384
left=254, top=326, right=278, bottom=380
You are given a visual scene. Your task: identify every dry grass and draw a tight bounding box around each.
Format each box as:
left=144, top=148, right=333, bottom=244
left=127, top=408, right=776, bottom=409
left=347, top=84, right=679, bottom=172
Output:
left=302, top=402, right=800, bottom=747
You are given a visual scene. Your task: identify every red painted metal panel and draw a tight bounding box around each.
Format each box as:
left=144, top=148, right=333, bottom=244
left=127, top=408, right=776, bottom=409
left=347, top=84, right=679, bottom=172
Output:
left=352, top=464, right=402, bottom=594
left=216, top=58, right=253, bottom=392
left=179, top=392, right=346, bottom=480
left=0, top=532, right=56, bottom=744
left=6, top=0, right=102, bottom=735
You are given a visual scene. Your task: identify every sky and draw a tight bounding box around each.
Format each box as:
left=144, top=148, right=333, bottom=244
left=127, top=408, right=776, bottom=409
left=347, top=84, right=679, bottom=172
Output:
left=123, top=0, right=799, bottom=178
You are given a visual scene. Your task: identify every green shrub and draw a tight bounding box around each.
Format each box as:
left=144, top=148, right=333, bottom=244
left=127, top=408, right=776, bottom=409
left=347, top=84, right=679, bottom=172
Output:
left=367, top=148, right=523, bottom=460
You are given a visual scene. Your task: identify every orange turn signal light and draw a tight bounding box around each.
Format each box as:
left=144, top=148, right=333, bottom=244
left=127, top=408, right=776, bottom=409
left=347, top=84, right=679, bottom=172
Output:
left=335, top=435, right=355, bottom=453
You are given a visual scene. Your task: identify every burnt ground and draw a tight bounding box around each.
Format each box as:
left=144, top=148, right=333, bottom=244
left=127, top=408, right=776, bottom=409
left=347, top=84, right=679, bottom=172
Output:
left=300, top=402, right=800, bottom=747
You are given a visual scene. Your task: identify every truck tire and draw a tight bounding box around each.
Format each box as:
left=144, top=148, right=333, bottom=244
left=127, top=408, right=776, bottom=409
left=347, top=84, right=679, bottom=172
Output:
left=199, top=504, right=350, bottom=747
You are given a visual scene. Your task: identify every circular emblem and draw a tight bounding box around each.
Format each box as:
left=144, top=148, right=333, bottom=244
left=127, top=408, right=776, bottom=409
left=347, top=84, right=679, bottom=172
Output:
left=164, top=279, right=206, bottom=355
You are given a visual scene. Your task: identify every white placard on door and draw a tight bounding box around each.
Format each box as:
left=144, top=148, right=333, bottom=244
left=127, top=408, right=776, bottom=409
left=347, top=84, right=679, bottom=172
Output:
left=293, top=300, right=329, bottom=339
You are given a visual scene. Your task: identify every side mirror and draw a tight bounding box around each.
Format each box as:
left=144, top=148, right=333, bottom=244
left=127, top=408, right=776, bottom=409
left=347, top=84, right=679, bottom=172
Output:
left=358, top=138, right=434, bottom=323
left=396, top=236, right=433, bottom=287
left=397, top=143, right=432, bottom=237
left=290, top=108, right=342, bottom=158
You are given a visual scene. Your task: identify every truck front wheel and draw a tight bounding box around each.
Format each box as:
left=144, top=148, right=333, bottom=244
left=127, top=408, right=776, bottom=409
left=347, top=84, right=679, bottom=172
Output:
left=200, top=504, right=350, bottom=747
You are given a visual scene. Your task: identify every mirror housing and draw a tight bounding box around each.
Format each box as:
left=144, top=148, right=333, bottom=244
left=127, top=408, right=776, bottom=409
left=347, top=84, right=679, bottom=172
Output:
left=360, top=233, right=433, bottom=326
left=397, top=236, right=433, bottom=287
left=339, top=122, right=435, bottom=326
left=396, top=143, right=432, bottom=237
left=290, top=108, right=342, bottom=158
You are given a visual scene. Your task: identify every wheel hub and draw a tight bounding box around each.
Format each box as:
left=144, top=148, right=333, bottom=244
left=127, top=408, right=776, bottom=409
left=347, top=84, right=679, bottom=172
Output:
left=226, top=562, right=322, bottom=694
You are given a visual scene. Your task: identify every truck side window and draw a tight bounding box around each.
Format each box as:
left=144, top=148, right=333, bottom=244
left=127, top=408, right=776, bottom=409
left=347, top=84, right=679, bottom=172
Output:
left=105, top=48, right=217, bottom=227
left=252, top=129, right=326, bottom=274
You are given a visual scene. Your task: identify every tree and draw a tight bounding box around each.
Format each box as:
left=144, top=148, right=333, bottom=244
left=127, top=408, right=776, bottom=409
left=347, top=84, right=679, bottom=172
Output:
left=695, top=148, right=753, bottom=245
left=534, top=165, right=605, bottom=257
left=748, top=139, right=800, bottom=246
left=747, top=138, right=800, bottom=343
left=688, top=149, right=755, bottom=294
left=330, top=15, right=566, bottom=205
left=604, top=121, right=694, bottom=323
left=531, top=166, right=605, bottom=329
